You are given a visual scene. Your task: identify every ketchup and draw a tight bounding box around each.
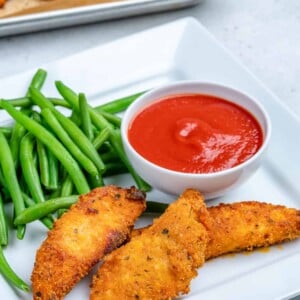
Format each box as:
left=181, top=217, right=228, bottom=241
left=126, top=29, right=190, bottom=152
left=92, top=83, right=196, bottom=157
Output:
left=128, top=94, right=263, bottom=174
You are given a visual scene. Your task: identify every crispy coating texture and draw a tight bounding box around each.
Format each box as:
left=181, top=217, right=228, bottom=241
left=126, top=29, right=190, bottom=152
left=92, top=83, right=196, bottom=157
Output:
left=90, top=189, right=209, bottom=300
left=31, top=185, right=146, bottom=300
left=134, top=200, right=300, bottom=260
left=204, top=201, right=300, bottom=259
left=145, top=189, right=211, bottom=268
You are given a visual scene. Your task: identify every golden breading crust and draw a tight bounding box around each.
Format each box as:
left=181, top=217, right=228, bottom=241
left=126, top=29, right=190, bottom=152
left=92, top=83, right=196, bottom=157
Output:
left=0, top=0, right=5, bottom=8
left=31, top=185, right=146, bottom=300
left=90, top=189, right=209, bottom=300
left=133, top=200, right=300, bottom=260
left=145, top=189, right=211, bottom=268
left=204, top=201, right=300, bottom=259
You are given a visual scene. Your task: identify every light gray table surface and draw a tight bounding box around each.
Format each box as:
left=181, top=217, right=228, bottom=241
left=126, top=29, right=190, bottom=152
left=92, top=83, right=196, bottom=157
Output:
left=0, top=0, right=299, bottom=299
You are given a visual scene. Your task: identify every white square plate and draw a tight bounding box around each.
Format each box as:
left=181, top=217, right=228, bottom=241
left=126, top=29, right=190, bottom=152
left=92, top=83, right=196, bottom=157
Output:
left=0, top=17, right=300, bottom=300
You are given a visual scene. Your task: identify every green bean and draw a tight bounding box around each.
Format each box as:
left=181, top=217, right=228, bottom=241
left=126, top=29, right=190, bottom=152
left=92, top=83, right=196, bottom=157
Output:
left=0, top=127, right=12, bottom=139
left=60, top=175, right=73, bottom=197
left=42, top=119, right=60, bottom=191
left=98, top=141, right=113, bottom=154
left=26, top=69, right=47, bottom=97
left=19, top=176, right=29, bottom=198
left=48, top=98, right=70, bottom=108
left=0, top=170, right=10, bottom=203
left=0, top=133, right=25, bottom=239
left=22, top=193, right=53, bottom=229
left=20, top=133, right=45, bottom=203
left=145, top=201, right=168, bottom=214
left=55, top=81, right=113, bottom=129
left=9, top=119, right=27, bottom=169
left=0, top=191, right=11, bottom=204
left=31, top=112, right=51, bottom=188
left=30, top=88, right=106, bottom=175
left=103, top=162, right=128, bottom=177
left=93, top=127, right=110, bottom=150
left=55, top=81, right=151, bottom=192
left=0, top=100, right=90, bottom=195
left=0, top=97, right=69, bottom=109
left=37, top=141, right=50, bottom=187
left=0, top=247, right=30, bottom=292
left=101, top=150, right=119, bottom=163
left=47, top=188, right=61, bottom=200
left=57, top=176, right=74, bottom=218
left=79, top=93, right=94, bottom=141
left=98, top=110, right=122, bottom=128
left=33, top=149, right=38, bottom=167
left=0, top=169, right=6, bottom=189
left=14, top=195, right=78, bottom=225
left=95, top=91, right=146, bottom=114
left=1, top=90, right=144, bottom=111
left=0, top=194, right=8, bottom=246
left=31, top=110, right=42, bottom=122
left=10, top=67, right=47, bottom=187
left=57, top=208, right=67, bottom=218
left=55, top=109, right=106, bottom=173
left=0, top=98, right=31, bottom=108
left=41, top=108, right=99, bottom=177
left=7, top=90, right=143, bottom=119
left=69, top=110, right=81, bottom=126
left=88, top=174, right=104, bottom=188
left=0, top=132, right=26, bottom=239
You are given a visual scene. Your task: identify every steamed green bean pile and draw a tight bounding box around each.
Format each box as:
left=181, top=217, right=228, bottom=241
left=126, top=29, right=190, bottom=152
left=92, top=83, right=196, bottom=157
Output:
left=0, top=69, right=150, bottom=292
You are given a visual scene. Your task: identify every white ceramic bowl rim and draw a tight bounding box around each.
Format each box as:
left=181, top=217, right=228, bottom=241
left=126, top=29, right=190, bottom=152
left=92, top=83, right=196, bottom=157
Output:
left=121, top=81, right=272, bottom=179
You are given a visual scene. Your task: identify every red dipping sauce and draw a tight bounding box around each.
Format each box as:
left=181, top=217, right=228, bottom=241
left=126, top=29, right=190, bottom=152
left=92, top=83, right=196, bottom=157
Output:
left=128, top=94, right=263, bottom=174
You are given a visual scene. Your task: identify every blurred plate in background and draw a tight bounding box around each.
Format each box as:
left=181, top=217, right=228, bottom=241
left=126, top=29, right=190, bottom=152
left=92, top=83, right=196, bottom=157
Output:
left=0, top=0, right=203, bottom=37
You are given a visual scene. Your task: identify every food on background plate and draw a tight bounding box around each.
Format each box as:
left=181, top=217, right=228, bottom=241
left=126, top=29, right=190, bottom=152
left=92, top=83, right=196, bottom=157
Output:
left=0, top=0, right=120, bottom=18
left=91, top=189, right=300, bottom=299
left=32, top=185, right=146, bottom=300
left=128, top=94, right=263, bottom=174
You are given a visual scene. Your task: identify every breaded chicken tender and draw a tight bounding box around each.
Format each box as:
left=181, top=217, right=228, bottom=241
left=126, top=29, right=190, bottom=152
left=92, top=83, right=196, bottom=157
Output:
left=90, top=189, right=209, bottom=300
left=31, top=185, right=146, bottom=300
left=134, top=200, right=300, bottom=260
left=204, top=201, right=300, bottom=259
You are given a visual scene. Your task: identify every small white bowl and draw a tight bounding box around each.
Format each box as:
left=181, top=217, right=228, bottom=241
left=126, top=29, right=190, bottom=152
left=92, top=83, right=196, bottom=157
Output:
left=121, top=81, right=271, bottom=199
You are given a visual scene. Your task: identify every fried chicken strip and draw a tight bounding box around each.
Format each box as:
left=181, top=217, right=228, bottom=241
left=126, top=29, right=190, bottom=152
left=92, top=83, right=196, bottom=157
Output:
left=90, top=189, right=210, bottom=300
left=134, top=200, right=300, bottom=259
left=204, top=201, right=300, bottom=259
left=31, top=185, right=146, bottom=300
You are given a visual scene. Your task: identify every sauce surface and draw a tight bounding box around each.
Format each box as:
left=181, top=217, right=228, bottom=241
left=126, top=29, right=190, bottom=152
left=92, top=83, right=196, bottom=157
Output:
left=128, top=94, right=263, bottom=174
